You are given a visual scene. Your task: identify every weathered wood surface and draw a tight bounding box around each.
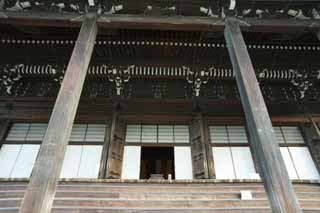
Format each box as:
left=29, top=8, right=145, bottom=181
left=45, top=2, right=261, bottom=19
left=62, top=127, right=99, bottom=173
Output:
left=19, top=13, right=98, bottom=213
left=224, top=18, right=302, bottom=212
left=98, top=121, right=112, bottom=178
left=106, top=113, right=126, bottom=178
left=300, top=116, right=320, bottom=171
left=200, top=114, right=215, bottom=179
left=0, top=119, right=10, bottom=148
left=1, top=181, right=320, bottom=212
left=0, top=11, right=320, bottom=32
left=189, top=115, right=211, bottom=179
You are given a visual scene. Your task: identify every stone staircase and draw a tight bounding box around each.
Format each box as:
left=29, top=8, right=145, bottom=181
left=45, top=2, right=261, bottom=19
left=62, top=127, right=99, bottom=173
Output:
left=0, top=181, right=320, bottom=212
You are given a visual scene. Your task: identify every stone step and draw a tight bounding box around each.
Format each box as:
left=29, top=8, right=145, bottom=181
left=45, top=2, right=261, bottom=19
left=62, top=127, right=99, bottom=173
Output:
left=1, top=198, right=320, bottom=209
left=0, top=207, right=271, bottom=213
left=1, top=190, right=320, bottom=200
left=0, top=183, right=318, bottom=193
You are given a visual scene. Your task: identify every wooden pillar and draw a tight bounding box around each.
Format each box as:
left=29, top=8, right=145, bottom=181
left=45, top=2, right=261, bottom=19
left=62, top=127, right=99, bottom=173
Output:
left=98, top=119, right=112, bottom=178
left=19, top=13, right=98, bottom=213
left=300, top=116, right=320, bottom=171
left=224, top=18, right=302, bottom=212
left=105, top=112, right=126, bottom=178
left=0, top=119, right=10, bottom=148
left=201, top=116, right=215, bottom=178
left=189, top=114, right=214, bottom=178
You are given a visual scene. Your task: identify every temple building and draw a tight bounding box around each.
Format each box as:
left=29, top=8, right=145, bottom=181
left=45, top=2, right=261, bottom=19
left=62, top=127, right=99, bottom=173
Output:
left=0, top=0, right=320, bottom=212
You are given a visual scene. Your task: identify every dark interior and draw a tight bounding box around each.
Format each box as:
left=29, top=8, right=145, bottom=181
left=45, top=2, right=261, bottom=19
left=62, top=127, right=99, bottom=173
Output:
left=140, top=147, right=175, bottom=180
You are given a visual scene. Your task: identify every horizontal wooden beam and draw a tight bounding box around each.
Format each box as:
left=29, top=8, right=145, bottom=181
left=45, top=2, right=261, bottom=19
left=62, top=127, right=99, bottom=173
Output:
left=0, top=11, right=320, bottom=32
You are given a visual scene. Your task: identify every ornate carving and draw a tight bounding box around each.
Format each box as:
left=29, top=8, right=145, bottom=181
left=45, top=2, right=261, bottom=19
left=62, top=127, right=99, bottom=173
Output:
left=51, top=65, right=65, bottom=84
left=183, top=66, right=209, bottom=97
left=107, top=65, right=134, bottom=96
left=289, top=69, right=313, bottom=99
left=0, top=64, right=23, bottom=95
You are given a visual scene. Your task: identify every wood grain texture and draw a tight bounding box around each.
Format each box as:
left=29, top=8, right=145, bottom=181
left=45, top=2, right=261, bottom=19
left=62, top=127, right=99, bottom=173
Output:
left=106, top=113, right=126, bottom=178
left=0, top=119, right=10, bottom=150
left=98, top=121, right=112, bottom=178
left=1, top=181, right=320, bottom=213
left=19, top=13, right=98, bottom=213
left=0, top=12, right=320, bottom=32
left=224, top=18, right=302, bottom=212
left=189, top=115, right=210, bottom=179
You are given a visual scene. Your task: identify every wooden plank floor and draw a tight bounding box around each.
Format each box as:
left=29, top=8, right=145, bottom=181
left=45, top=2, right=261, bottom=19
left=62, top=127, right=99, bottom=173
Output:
left=0, top=182, right=319, bottom=212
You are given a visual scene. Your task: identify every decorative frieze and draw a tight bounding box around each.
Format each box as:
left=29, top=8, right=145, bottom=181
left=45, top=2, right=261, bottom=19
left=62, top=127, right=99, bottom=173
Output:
left=0, top=64, right=22, bottom=95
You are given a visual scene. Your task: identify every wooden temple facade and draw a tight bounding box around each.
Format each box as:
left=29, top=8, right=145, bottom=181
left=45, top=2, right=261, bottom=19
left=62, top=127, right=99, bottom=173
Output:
left=1, top=0, right=320, bottom=212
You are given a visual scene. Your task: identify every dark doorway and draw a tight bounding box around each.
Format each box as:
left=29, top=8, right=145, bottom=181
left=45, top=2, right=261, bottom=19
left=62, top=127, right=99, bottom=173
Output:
left=140, top=147, right=175, bottom=180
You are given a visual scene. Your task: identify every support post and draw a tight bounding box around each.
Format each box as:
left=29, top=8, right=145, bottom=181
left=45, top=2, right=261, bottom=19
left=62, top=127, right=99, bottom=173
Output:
left=19, top=13, right=98, bottom=213
left=224, top=18, right=302, bottom=212
left=0, top=119, right=10, bottom=148
left=98, top=119, right=112, bottom=178
left=105, top=112, right=126, bottom=178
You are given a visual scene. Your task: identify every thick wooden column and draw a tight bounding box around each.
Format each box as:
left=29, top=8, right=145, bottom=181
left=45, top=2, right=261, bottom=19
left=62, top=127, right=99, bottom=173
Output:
left=98, top=120, right=112, bottom=178
left=189, top=114, right=214, bottom=178
left=201, top=115, right=215, bottom=178
left=19, top=13, right=98, bottom=213
left=224, top=18, right=302, bottom=212
left=301, top=116, right=320, bottom=171
left=106, top=113, right=126, bottom=178
left=0, top=119, right=10, bottom=148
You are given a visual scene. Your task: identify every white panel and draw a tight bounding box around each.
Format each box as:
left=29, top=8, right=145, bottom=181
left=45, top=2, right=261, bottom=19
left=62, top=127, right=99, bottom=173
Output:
left=25, top=123, right=47, bottom=141
left=273, top=126, right=285, bottom=144
left=174, top=125, right=190, bottom=143
left=6, top=123, right=30, bottom=141
left=282, top=126, right=304, bottom=144
left=11, top=145, right=40, bottom=178
left=212, top=147, right=235, bottom=179
left=85, top=124, right=106, bottom=142
left=121, top=146, right=141, bottom=179
left=60, top=145, right=82, bottom=178
left=0, top=145, right=21, bottom=178
left=174, top=146, right=193, bottom=179
left=209, top=126, right=228, bottom=143
left=158, top=125, right=174, bottom=143
left=125, top=125, right=141, bottom=143
left=78, top=145, right=103, bottom=178
left=228, top=126, right=248, bottom=144
left=231, top=147, right=256, bottom=179
left=289, top=147, right=320, bottom=180
left=280, top=147, right=298, bottom=179
left=141, top=125, right=157, bottom=143
left=70, top=124, right=87, bottom=142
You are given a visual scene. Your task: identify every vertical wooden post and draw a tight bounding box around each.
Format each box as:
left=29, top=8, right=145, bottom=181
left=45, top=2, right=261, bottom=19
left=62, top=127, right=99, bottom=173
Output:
left=309, top=116, right=320, bottom=140
left=105, top=112, right=126, bottom=178
left=300, top=116, right=320, bottom=171
left=0, top=119, right=10, bottom=148
left=98, top=119, right=112, bottom=178
left=19, top=13, right=98, bottom=213
left=200, top=114, right=215, bottom=179
left=189, top=114, right=212, bottom=178
left=224, top=18, right=302, bottom=212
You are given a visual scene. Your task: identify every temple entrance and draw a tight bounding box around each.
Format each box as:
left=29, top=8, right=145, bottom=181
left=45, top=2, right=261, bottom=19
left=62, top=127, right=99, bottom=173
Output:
left=140, top=147, right=175, bottom=180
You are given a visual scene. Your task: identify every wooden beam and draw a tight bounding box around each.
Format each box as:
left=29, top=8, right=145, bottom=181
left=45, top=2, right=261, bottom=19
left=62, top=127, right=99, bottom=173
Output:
left=106, top=112, right=126, bottom=178
left=98, top=119, right=112, bottom=178
left=310, top=116, right=320, bottom=141
left=224, top=18, right=302, bottom=212
left=19, top=13, right=98, bottom=213
left=200, top=115, right=215, bottom=179
left=1, top=11, right=320, bottom=32
left=0, top=119, right=10, bottom=149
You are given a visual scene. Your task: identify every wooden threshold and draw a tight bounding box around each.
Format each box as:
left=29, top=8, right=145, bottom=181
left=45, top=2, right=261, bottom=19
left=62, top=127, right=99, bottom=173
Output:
left=1, top=178, right=320, bottom=184
left=0, top=11, right=320, bottom=32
